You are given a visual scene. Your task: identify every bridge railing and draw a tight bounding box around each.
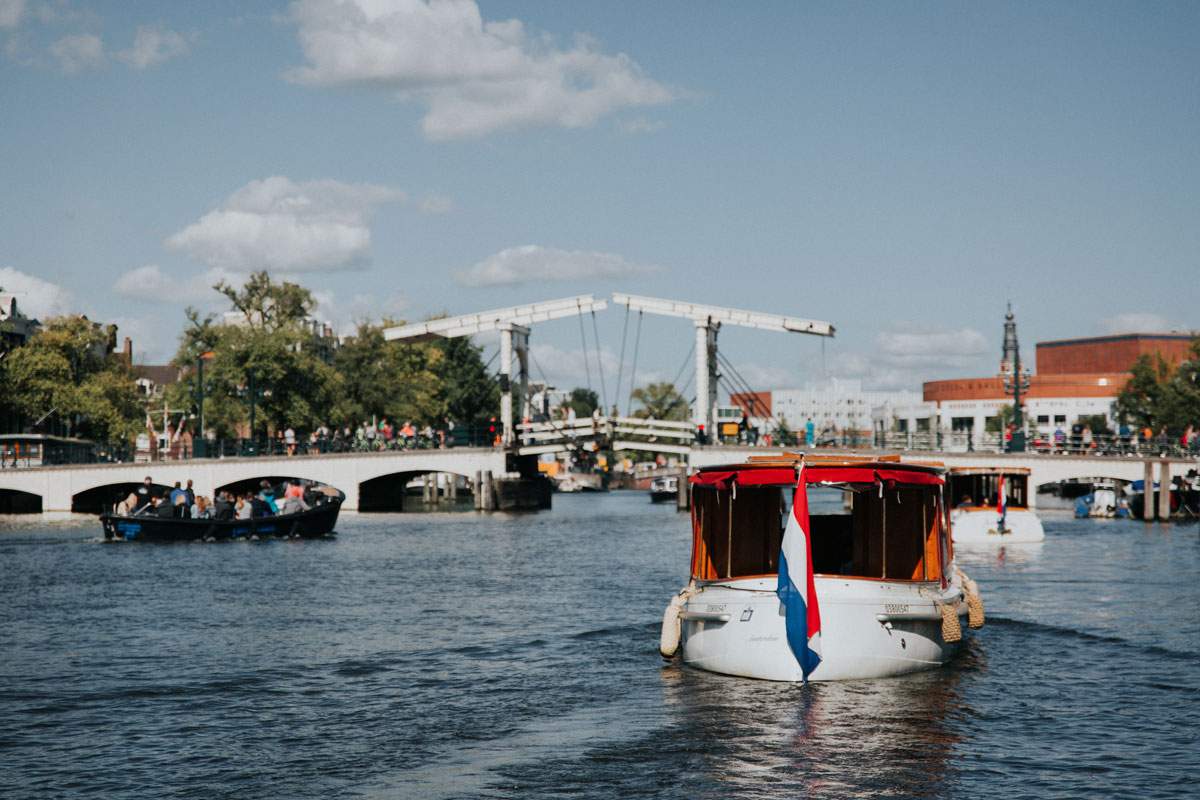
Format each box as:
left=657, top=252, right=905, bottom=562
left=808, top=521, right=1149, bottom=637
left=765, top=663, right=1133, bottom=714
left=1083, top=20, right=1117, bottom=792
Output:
left=873, top=430, right=1200, bottom=459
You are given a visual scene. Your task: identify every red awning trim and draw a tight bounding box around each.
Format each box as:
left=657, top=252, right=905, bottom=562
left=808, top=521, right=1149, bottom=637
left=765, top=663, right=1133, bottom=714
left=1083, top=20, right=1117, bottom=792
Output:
left=691, top=466, right=943, bottom=489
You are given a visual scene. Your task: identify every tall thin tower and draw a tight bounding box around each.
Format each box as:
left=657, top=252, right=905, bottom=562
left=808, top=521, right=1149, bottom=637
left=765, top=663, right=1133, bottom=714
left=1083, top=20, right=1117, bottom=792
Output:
left=1000, top=303, right=1030, bottom=452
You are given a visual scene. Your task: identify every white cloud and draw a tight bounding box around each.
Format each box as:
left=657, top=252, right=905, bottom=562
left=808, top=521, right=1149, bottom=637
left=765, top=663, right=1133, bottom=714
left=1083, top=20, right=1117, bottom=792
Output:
left=286, top=0, right=675, bottom=140
left=49, top=32, right=104, bottom=73
left=418, top=194, right=454, bottom=215
left=166, top=176, right=403, bottom=273
left=617, top=117, right=665, bottom=135
left=875, top=323, right=988, bottom=368
left=117, top=25, right=190, bottom=69
left=0, top=0, right=25, bottom=29
left=1099, top=312, right=1182, bottom=335
left=112, top=264, right=250, bottom=305
left=313, top=289, right=411, bottom=337
left=455, top=245, right=661, bottom=287
left=0, top=266, right=75, bottom=319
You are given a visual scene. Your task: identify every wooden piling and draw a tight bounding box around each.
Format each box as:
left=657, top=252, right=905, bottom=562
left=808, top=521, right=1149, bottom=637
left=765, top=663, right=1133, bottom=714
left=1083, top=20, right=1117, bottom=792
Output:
left=1158, top=460, right=1171, bottom=521
left=676, top=468, right=690, bottom=512
left=474, top=471, right=483, bottom=510
left=1143, top=460, right=1155, bottom=520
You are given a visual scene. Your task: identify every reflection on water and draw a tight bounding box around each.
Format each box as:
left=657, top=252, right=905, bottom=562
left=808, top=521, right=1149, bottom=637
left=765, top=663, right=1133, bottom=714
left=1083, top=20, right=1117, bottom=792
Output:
left=659, top=647, right=973, bottom=799
left=1, top=493, right=1198, bottom=799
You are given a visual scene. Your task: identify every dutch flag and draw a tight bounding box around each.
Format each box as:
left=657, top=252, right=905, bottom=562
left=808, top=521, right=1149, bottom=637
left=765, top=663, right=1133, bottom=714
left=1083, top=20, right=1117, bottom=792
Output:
left=997, top=473, right=1007, bottom=531
left=776, top=466, right=822, bottom=681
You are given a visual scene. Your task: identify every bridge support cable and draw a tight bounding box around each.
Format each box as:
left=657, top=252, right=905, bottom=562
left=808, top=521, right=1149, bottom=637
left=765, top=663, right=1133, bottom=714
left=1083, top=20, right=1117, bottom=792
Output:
left=576, top=305, right=593, bottom=394
left=625, top=310, right=644, bottom=416
left=383, top=294, right=606, bottom=448
left=613, top=304, right=631, bottom=419
left=590, top=310, right=609, bottom=413
left=611, top=293, right=834, bottom=440
left=715, top=350, right=774, bottom=426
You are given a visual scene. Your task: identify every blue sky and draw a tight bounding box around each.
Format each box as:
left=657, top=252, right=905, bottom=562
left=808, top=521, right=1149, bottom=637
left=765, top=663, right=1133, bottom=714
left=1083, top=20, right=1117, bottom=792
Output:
left=2, top=0, right=1197, bottom=400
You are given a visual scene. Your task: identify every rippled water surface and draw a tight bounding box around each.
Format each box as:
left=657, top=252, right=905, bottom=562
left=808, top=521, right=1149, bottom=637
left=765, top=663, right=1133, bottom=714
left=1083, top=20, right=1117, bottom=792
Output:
left=2, top=494, right=1198, bottom=799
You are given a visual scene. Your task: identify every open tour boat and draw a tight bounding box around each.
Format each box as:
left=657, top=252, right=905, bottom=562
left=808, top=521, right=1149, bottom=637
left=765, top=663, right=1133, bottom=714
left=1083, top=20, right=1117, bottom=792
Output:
left=947, top=467, right=1044, bottom=543
left=659, top=455, right=984, bottom=682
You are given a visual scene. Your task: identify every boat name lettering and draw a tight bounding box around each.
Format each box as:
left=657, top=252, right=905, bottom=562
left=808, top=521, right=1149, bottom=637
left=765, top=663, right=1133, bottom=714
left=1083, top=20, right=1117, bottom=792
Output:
left=884, top=604, right=910, bottom=614
left=705, top=604, right=727, bottom=612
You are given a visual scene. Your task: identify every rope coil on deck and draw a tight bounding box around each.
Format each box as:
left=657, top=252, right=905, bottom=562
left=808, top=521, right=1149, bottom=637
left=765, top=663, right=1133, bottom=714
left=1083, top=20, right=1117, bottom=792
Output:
left=659, top=582, right=697, bottom=659
left=939, top=602, right=962, bottom=643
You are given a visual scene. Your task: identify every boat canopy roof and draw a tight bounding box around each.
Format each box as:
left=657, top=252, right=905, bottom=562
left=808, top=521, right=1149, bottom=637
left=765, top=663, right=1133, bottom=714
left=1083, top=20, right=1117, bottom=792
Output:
left=691, top=453, right=944, bottom=488
left=948, top=466, right=1031, bottom=477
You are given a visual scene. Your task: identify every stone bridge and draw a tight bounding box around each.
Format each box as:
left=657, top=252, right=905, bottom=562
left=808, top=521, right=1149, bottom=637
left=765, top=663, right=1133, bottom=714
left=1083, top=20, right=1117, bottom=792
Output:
left=0, top=448, right=508, bottom=513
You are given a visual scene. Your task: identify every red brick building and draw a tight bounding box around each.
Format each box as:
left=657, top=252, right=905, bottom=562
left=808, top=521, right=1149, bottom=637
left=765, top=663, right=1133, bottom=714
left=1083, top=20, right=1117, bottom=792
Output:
left=1035, top=333, right=1195, bottom=376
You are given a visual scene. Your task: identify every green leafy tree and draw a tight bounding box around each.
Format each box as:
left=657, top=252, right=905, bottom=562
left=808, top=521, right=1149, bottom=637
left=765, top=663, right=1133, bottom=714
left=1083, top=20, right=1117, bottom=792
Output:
left=435, top=336, right=498, bottom=424
left=629, top=382, right=688, bottom=421
left=1115, top=354, right=1173, bottom=431
left=168, top=274, right=342, bottom=437
left=333, top=321, right=445, bottom=425
left=3, top=316, right=141, bottom=442
left=565, top=387, right=600, bottom=418
left=1159, top=339, right=1200, bottom=433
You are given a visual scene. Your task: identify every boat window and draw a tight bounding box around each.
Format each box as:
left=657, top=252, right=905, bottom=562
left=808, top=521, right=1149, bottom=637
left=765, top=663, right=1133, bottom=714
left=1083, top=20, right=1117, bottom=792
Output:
left=691, top=481, right=945, bottom=582
left=948, top=473, right=1028, bottom=508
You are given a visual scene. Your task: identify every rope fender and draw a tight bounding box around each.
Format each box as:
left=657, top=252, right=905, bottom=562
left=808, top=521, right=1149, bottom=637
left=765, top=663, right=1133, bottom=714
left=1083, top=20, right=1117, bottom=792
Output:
left=939, top=601, right=962, bottom=643
left=659, top=582, right=697, bottom=659
left=957, top=568, right=986, bottom=629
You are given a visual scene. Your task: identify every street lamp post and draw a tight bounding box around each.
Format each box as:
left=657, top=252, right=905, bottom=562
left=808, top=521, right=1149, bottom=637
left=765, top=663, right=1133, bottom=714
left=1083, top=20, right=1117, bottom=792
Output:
left=1000, top=304, right=1031, bottom=453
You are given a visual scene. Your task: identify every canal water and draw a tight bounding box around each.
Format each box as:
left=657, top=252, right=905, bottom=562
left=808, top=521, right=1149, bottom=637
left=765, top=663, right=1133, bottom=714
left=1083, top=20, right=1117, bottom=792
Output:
left=1, top=494, right=1197, bottom=799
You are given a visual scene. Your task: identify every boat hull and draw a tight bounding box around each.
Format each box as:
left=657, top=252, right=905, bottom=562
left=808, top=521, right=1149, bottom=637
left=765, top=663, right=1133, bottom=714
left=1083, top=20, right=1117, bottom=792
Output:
left=681, top=574, right=967, bottom=682
left=951, top=508, right=1044, bottom=543
left=100, top=501, right=342, bottom=542
left=649, top=490, right=677, bottom=503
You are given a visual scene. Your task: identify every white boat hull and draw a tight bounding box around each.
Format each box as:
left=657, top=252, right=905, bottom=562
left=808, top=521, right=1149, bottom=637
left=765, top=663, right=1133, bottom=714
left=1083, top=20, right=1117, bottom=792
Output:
left=951, top=508, right=1044, bottom=543
left=681, top=574, right=968, bottom=682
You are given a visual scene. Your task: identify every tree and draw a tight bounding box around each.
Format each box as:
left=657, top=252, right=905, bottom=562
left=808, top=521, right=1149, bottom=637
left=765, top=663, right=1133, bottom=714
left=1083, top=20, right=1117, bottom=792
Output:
left=3, top=316, right=142, bottom=442
left=168, top=274, right=342, bottom=437
left=565, top=387, right=600, bottom=418
left=1115, top=354, right=1173, bottom=431
left=333, top=322, right=444, bottom=425
left=435, top=336, right=498, bottom=424
left=629, top=382, right=688, bottom=421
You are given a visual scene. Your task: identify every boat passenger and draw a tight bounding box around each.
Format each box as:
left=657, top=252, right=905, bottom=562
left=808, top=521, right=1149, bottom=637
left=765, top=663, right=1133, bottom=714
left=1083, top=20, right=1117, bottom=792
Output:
left=957, top=495, right=974, bottom=508
left=235, top=494, right=253, bottom=520
left=155, top=496, right=176, bottom=519
left=257, top=480, right=280, bottom=515
left=116, top=492, right=139, bottom=515
left=184, top=480, right=196, bottom=508
left=278, top=480, right=310, bottom=514
left=213, top=491, right=235, bottom=521
left=191, top=496, right=212, bottom=520
left=137, top=476, right=155, bottom=501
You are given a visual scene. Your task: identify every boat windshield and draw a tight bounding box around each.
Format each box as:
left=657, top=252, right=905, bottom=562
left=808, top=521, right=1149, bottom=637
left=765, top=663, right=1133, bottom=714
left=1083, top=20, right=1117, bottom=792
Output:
left=689, top=477, right=948, bottom=584
left=948, top=472, right=1029, bottom=509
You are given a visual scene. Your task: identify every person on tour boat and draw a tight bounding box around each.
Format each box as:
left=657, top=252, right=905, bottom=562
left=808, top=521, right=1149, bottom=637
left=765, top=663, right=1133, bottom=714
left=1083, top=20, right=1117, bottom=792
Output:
left=213, top=491, right=235, bottom=521
left=191, top=496, right=212, bottom=520
left=256, top=480, right=280, bottom=515
left=235, top=493, right=253, bottom=520
left=958, top=495, right=974, bottom=508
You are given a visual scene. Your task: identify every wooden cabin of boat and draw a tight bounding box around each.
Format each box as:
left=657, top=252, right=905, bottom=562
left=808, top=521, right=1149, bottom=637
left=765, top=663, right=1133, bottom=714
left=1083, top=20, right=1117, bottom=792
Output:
left=947, top=466, right=1031, bottom=513
left=688, top=454, right=953, bottom=586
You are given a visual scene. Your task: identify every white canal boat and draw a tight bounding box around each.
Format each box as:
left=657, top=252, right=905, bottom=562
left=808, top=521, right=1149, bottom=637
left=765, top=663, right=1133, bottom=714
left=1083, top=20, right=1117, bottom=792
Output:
left=947, top=467, right=1044, bottom=543
left=659, top=455, right=984, bottom=682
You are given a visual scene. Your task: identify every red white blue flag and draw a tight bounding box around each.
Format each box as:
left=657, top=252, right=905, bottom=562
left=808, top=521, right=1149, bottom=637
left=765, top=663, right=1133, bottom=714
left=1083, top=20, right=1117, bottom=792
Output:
left=776, top=466, right=822, bottom=680
left=998, top=474, right=1007, bottom=530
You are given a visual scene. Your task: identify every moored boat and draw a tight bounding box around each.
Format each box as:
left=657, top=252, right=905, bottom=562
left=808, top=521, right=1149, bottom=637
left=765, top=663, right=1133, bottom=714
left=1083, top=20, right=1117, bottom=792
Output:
left=100, top=495, right=343, bottom=542
left=947, top=467, right=1044, bottom=543
left=658, top=454, right=984, bottom=682
left=649, top=475, right=678, bottom=503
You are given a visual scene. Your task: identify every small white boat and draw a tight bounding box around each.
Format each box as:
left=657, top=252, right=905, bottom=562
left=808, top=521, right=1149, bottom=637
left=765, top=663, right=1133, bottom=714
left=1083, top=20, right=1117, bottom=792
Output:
left=659, top=455, right=984, bottom=682
left=947, top=467, right=1044, bottom=543
left=649, top=475, right=679, bottom=503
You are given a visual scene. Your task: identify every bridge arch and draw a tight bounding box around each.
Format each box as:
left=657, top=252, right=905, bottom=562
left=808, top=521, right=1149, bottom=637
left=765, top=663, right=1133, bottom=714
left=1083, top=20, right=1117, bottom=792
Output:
left=358, top=469, right=475, bottom=512
left=71, top=482, right=172, bottom=515
left=0, top=488, right=42, bottom=514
